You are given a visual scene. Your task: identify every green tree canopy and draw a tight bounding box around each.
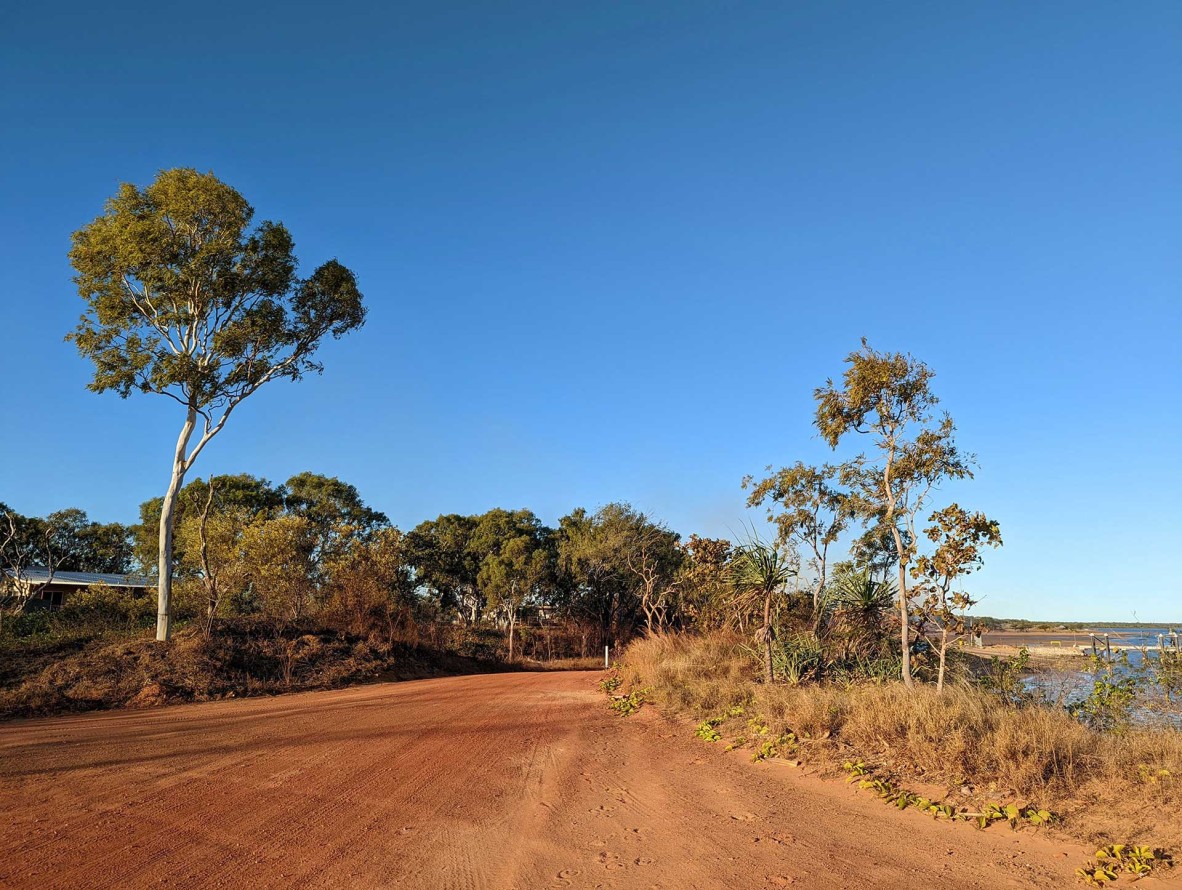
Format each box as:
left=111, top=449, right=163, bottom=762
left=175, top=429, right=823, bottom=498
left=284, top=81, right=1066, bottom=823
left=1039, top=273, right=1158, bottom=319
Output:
left=745, top=461, right=853, bottom=624
left=405, top=514, right=481, bottom=620
left=284, top=472, right=388, bottom=535
left=556, top=503, right=680, bottom=640
left=133, top=474, right=284, bottom=573
left=471, top=509, right=554, bottom=660
left=1, top=504, right=133, bottom=577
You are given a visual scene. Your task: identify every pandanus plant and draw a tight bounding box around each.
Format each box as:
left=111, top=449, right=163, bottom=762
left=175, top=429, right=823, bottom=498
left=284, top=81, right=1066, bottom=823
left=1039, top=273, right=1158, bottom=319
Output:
left=730, top=536, right=797, bottom=683
left=829, top=568, right=896, bottom=654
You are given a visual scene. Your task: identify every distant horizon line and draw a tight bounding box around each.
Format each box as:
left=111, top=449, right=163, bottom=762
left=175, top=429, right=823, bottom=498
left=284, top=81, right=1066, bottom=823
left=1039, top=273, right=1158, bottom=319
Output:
left=974, top=616, right=1182, bottom=627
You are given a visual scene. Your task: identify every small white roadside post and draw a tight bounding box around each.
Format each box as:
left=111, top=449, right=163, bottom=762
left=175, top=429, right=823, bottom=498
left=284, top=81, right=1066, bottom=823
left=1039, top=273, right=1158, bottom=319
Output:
left=604, top=645, right=610, bottom=669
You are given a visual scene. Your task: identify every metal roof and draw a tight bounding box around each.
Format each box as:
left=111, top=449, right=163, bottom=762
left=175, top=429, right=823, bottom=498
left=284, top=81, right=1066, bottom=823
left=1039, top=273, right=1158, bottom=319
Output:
left=4, top=567, right=154, bottom=588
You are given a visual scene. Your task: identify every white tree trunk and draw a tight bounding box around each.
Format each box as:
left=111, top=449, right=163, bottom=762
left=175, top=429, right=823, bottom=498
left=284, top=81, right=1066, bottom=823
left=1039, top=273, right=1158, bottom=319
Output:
left=157, top=407, right=197, bottom=641
left=883, top=448, right=914, bottom=689
left=811, top=548, right=827, bottom=633
left=895, top=551, right=912, bottom=687
left=937, top=627, right=948, bottom=693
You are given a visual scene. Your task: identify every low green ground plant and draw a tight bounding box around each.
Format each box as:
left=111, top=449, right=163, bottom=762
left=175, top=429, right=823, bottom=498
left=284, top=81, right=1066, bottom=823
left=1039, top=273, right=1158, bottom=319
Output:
left=1076, top=844, right=1172, bottom=885
left=599, top=674, right=622, bottom=694
left=695, top=717, right=724, bottom=741
left=751, top=732, right=796, bottom=762
left=841, top=761, right=1055, bottom=828
left=608, top=687, right=650, bottom=716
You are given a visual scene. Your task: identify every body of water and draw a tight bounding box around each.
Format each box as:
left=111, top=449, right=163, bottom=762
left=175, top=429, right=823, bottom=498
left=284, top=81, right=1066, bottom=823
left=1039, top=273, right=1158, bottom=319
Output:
left=1021, top=626, right=1182, bottom=728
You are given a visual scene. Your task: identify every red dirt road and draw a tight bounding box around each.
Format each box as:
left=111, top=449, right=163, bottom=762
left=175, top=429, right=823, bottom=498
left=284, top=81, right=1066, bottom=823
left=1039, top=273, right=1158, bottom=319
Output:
left=1, top=671, right=1101, bottom=888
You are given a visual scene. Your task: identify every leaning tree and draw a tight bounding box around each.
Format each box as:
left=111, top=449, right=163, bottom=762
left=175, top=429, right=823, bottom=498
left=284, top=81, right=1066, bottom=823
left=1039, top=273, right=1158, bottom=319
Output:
left=69, top=168, right=366, bottom=640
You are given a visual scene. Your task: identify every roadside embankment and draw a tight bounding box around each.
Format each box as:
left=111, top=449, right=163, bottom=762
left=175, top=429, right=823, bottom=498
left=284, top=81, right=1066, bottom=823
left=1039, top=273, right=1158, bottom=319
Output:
left=617, top=633, right=1182, bottom=854
left=0, top=619, right=513, bottom=721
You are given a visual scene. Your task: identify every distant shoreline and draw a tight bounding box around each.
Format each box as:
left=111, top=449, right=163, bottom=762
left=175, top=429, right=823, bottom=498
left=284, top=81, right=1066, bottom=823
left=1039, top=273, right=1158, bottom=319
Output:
left=970, top=628, right=1182, bottom=659
left=985, top=629, right=1173, bottom=644
left=975, top=619, right=1182, bottom=630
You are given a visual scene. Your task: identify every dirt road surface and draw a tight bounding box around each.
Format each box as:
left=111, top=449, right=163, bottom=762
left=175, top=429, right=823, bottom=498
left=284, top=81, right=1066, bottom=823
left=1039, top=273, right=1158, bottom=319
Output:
left=0, top=671, right=1112, bottom=888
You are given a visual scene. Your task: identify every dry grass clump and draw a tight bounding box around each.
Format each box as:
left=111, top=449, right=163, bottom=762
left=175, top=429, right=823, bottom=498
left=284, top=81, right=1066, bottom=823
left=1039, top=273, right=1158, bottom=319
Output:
left=523, top=656, right=606, bottom=671
left=622, top=633, right=1182, bottom=850
left=621, top=631, right=758, bottom=714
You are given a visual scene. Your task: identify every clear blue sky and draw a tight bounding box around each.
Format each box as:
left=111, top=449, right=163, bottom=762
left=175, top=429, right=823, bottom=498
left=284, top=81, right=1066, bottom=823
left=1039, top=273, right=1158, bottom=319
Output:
left=1, top=2, right=1178, bottom=620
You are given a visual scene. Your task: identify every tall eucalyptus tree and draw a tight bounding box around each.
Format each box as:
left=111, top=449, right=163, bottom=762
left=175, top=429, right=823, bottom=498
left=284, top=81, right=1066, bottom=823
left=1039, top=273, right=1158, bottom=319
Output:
left=69, top=168, right=366, bottom=639
left=814, top=340, right=973, bottom=687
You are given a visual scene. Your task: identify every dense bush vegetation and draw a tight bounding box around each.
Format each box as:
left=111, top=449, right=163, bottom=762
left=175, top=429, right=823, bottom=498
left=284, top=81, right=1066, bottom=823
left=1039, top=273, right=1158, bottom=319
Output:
left=1, top=343, right=1007, bottom=692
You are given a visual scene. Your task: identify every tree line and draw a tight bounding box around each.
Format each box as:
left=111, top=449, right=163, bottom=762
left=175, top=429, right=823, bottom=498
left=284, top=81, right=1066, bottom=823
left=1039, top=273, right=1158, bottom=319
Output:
left=1, top=488, right=739, bottom=659
left=0, top=505, right=135, bottom=578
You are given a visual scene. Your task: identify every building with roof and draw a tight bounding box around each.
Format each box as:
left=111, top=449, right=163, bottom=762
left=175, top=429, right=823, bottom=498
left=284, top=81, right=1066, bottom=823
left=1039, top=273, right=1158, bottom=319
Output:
left=2, top=567, right=154, bottom=611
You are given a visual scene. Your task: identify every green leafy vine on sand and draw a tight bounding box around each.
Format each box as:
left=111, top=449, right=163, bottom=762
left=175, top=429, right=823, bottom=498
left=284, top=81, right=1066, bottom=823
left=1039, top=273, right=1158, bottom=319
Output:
left=599, top=671, right=650, bottom=716
left=608, top=687, right=650, bottom=716
left=750, top=732, right=797, bottom=762
left=694, top=706, right=747, bottom=744
left=1076, top=845, right=1172, bottom=885
left=695, top=718, right=724, bottom=742
left=841, top=760, right=1056, bottom=829
left=692, top=709, right=803, bottom=762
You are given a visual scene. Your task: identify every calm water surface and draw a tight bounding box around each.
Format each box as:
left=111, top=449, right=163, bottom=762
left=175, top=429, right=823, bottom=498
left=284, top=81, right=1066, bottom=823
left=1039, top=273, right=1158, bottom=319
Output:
left=1020, top=626, right=1182, bottom=728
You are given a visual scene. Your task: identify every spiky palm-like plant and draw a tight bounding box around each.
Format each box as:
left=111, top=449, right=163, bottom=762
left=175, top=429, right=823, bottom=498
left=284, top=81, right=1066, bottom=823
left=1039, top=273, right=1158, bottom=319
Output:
left=730, top=537, right=797, bottom=683
left=830, top=568, right=896, bottom=651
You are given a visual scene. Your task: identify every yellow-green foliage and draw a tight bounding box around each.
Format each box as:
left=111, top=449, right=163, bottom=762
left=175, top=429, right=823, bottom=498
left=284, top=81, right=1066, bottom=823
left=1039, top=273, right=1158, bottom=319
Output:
left=1076, top=845, right=1172, bottom=885
left=599, top=674, right=622, bottom=694
left=695, top=717, right=724, bottom=741
left=751, top=732, right=796, bottom=762
left=608, top=687, right=649, bottom=717
left=841, top=761, right=1054, bottom=826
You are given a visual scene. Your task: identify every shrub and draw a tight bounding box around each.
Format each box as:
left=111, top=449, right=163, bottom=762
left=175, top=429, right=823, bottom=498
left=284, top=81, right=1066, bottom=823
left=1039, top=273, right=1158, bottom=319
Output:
left=0, top=616, right=514, bottom=721
left=978, top=647, right=1032, bottom=705
left=58, top=583, right=154, bottom=632
left=1069, top=676, right=1138, bottom=732
left=2, top=610, right=55, bottom=638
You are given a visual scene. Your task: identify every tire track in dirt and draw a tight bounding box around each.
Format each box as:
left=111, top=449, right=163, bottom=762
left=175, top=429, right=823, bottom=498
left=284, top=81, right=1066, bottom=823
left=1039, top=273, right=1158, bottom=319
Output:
left=0, top=671, right=1101, bottom=888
